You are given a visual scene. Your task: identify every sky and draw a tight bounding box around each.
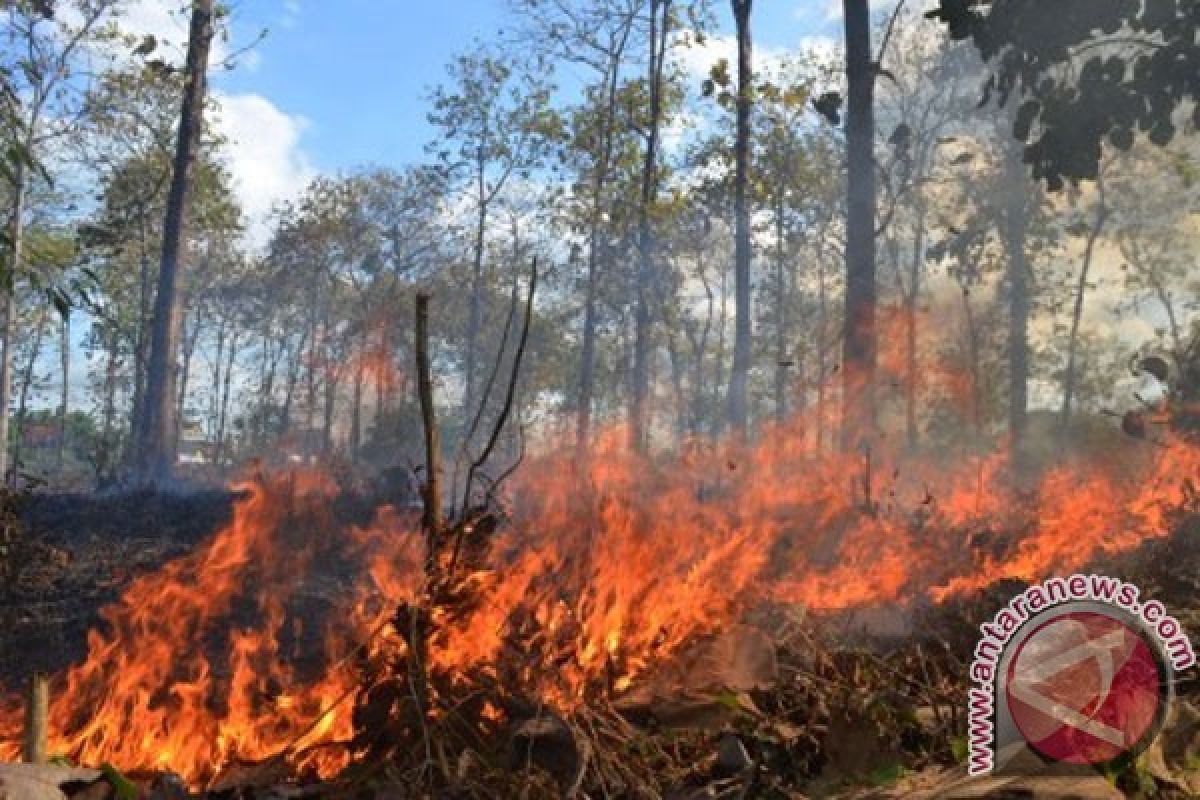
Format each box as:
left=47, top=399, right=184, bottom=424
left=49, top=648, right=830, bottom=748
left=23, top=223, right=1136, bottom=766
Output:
left=119, top=0, right=849, bottom=242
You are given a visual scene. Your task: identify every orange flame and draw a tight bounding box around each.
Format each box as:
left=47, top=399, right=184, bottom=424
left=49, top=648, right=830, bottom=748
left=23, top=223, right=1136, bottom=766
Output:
left=0, top=425, right=1195, bottom=786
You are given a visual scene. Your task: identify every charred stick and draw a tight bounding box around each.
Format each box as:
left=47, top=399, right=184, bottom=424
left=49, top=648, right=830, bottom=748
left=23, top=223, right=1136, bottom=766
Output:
left=23, top=671, right=47, bottom=764
left=415, top=292, right=442, bottom=536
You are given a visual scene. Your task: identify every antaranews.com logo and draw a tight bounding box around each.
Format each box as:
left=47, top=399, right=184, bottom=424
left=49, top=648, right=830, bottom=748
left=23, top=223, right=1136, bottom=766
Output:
left=967, top=573, right=1195, bottom=776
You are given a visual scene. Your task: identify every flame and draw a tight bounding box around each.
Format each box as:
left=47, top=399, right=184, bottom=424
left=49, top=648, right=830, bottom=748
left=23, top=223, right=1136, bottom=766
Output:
left=0, top=471, right=423, bottom=785
left=0, top=424, right=1196, bottom=786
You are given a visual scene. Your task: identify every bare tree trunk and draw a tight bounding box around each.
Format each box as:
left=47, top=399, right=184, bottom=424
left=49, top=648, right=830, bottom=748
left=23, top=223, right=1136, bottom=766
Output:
left=375, top=323, right=390, bottom=419
left=57, top=312, right=69, bottom=472
left=1004, top=140, right=1031, bottom=446
left=351, top=344, right=364, bottom=462
left=130, top=211, right=152, bottom=442
left=12, top=311, right=47, bottom=477
left=728, top=0, right=753, bottom=435
left=415, top=293, right=441, bottom=533
left=1060, top=179, right=1108, bottom=430
left=773, top=194, right=787, bottom=424
left=464, top=187, right=487, bottom=422
left=137, top=0, right=215, bottom=479
left=99, top=330, right=119, bottom=479
left=816, top=247, right=829, bottom=453
left=175, top=311, right=200, bottom=452
left=712, top=259, right=730, bottom=438
left=215, top=331, right=237, bottom=466
left=0, top=158, right=28, bottom=484
left=691, top=269, right=714, bottom=434
left=322, top=365, right=337, bottom=454
left=577, top=51, right=627, bottom=455
left=210, top=320, right=226, bottom=445
left=959, top=287, right=983, bottom=441
left=632, top=0, right=670, bottom=451
left=904, top=208, right=926, bottom=450
left=281, top=329, right=309, bottom=437
left=840, top=0, right=877, bottom=450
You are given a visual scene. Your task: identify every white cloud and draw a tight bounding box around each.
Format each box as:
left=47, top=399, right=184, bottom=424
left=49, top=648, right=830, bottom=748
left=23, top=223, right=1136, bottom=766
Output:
left=672, top=33, right=790, bottom=83
left=210, top=92, right=316, bottom=249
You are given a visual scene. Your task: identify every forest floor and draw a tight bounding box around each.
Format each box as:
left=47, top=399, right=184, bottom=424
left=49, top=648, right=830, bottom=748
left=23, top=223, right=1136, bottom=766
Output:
left=0, top=487, right=238, bottom=685
left=0, top=486, right=1198, bottom=799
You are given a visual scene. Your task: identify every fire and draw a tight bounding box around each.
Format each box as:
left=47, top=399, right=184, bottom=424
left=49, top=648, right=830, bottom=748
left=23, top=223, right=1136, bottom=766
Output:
left=0, top=471, right=423, bottom=786
left=0, top=425, right=1195, bottom=787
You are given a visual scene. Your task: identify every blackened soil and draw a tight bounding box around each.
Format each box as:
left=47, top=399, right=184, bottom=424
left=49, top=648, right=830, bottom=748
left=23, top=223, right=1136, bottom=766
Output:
left=0, top=488, right=240, bottom=687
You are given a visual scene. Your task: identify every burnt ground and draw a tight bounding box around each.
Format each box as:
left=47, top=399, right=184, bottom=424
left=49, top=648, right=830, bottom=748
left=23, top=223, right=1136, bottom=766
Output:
left=0, top=487, right=240, bottom=686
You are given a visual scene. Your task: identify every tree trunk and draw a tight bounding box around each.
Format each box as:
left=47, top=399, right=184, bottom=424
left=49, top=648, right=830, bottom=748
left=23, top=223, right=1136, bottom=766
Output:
left=136, top=0, right=214, bottom=480
left=816, top=246, right=829, bottom=453
left=174, top=310, right=200, bottom=454
left=773, top=193, right=787, bottom=424
left=322, top=364, right=337, bottom=454
left=840, top=0, right=877, bottom=450
left=210, top=320, right=226, bottom=446
left=130, top=209, right=152, bottom=443
left=577, top=55, right=625, bottom=455
left=12, top=311, right=48, bottom=477
left=728, top=0, right=753, bottom=436
left=904, top=207, right=926, bottom=450
left=691, top=274, right=714, bottom=435
left=57, top=311, right=69, bottom=472
left=281, top=329, right=308, bottom=437
left=0, top=157, right=28, bottom=484
left=631, top=0, right=670, bottom=451
left=99, top=329, right=119, bottom=480
left=215, top=330, right=237, bottom=466
left=1003, top=140, right=1031, bottom=445
left=415, top=293, right=441, bottom=533
left=712, top=259, right=730, bottom=437
left=959, top=286, right=983, bottom=442
left=351, top=361, right=363, bottom=461
left=464, top=160, right=488, bottom=422
left=1060, top=179, right=1108, bottom=430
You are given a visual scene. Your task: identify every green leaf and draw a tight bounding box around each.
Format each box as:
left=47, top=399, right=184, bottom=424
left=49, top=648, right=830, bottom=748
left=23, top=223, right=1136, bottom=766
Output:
left=866, top=762, right=908, bottom=786
left=101, top=763, right=139, bottom=800
left=949, top=735, right=968, bottom=763
left=133, top=34, right=157, bottom=56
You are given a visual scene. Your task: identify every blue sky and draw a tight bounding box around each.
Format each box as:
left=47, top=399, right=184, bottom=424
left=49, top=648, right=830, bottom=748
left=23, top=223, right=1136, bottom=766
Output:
left=113, top=1, right=851, bottom=240
left=110, top=0, right=849, bottom=237
left=208, top=1, right=846, bottom=174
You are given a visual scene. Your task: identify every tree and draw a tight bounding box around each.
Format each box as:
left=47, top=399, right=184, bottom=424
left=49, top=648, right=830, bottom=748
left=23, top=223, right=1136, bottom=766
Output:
left=840, top=0, right=877, bottom=450
left=630, top=0, right=674, bottom=450
left=509, top=0, right=642, bottom=454
left=1058, top=165, right=1111, bottom=429
left=726, top=0, right=753, bottom=435
left=136, top=0, right=216, bottom=479
left=0, top=0, right=118, bottom=482
left=929, top=0, right=1199, bottom=189
left=874, top=16, right=975, bottom=448
left=427, top=48, right=557, bottom=427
